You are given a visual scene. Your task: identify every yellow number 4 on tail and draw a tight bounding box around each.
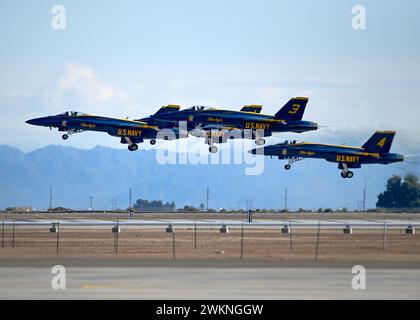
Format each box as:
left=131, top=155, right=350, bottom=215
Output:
left=377, top=137, right=387, bottom=147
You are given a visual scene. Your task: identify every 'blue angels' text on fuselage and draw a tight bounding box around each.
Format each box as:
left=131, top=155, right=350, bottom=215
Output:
left=250, top=131, right=403, bottom=179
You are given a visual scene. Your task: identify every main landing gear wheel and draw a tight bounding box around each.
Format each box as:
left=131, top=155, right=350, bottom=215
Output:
left=284, top=164, right=291, bottom=170
left=209, top=145, right=218, bottom=153
left=150, top=139, right=156, bottom=145
left=341, top=171, right=354, bottom=178
left=256, top=138, right=265, bottom=146
left=128, top=144, right=138, bottom=151
left=62, top=134, right=69, bottom=140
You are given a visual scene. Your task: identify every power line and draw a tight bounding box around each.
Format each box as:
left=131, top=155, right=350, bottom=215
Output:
left=206, top=187, right=209, bottom=211
left=362, top=177, right=367, bottom=211
left=49, top=187, right=53, bottom=210
left=284, top=188, right=288, bottom=210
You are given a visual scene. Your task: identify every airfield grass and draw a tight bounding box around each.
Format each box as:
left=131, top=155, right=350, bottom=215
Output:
left=1, top=227, right=420, bottom=262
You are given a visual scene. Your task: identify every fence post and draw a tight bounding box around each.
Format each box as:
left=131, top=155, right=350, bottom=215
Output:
left=1, top=220, right=4, bottom=249
left=12, top=221, right=15, bottom=249
left=383, top=222, right=387, bottom=250
left=172, top=232, right=176, bottom=259
left=116, top=224, right=119, bottom=254
left=56, top=223, right=60, bottom=255
left=315, top=220, right=321, bottom=261
left=240, top=224, right=244, bottom=260
left=194, top=220, right=197, bottom=250
left=289, top=221, right=293, bottom=250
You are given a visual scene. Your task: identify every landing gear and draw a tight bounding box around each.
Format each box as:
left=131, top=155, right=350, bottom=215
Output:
left=341, top=171, right=354, bottom=178
left=61, top=129, right=80, bottom=140
left=340, top=171, right=354, bottom=179
left=128, top=144, right=138, bottom=151
left=284, top=158, right=299, bottom=170
left=209, top=145, right=218, bottom=153
left=255, top=137, right=265, bottom=146
left=124, top=137, right=139, bottom=152
left=340, top=163, right=354, bottom=178
left=150, top=139, right=156, bottom=145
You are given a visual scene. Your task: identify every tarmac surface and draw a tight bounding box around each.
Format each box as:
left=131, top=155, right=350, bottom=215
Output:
left=2, top=213, right=420, bottom=299
left=0, top=260, right=419, bottom=299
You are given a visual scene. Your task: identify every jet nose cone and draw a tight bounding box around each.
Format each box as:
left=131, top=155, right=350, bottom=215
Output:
left=248, top=147, right=267, bottom=155
left=26, top=116, right=52, bottom=126
left=26, top=118, right=41, bottom=125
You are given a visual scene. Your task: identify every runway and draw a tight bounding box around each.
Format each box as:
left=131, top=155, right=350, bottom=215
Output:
left=0, top=260, right=419, bottom=299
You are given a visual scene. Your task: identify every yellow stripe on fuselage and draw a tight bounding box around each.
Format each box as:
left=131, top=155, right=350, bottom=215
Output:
left=296, top=142, right=364, bottom=150
left=72, top=115, right=159, bottom=129
left=292, top=142, right=382, bottom=157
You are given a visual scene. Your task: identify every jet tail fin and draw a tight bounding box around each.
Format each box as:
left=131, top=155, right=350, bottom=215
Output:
left=241, top=105, right=262, bottom=113
left=274, top=97, right=308, bottom=121
left=362, top=131, right=396, bottom=153
left=154, top=104, right=180, bottom=115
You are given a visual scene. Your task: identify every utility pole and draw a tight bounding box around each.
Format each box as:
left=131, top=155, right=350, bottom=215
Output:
left=246, top=200, right=253, bottom=212
left=206, top=187, right=209, bottom=212
left=284, top=188, right=288, bottom=210
left=129, top=187, right=132, bottom=209
left=111, top=199, right=117, bottom=211
left=89, top=196, right=93, bottom=211
left=362, top=179, right=367, bottom=212
left=49, top=187, right=53, bottom=210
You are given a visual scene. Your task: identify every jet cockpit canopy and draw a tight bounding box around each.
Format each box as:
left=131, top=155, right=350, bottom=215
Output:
left=57, top=111, right=88, bottom=116
left=186, top=105, right=213, bottom=111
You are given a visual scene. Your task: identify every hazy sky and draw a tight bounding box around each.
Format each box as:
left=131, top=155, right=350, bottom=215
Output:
left=0, top=0, right=419, bottom=154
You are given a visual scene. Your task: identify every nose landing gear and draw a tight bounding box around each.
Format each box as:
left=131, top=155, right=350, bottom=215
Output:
left=284, top=157, right=301, bottom=170
left=61, top=129, right=80, bottom=140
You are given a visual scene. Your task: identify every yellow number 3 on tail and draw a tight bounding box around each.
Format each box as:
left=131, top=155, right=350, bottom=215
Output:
left=288, top=104, right=300, bottom=114
left=377, top=137, right=387, bottom=147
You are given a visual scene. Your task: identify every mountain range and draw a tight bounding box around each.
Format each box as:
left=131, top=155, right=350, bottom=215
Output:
left=0, top=144, right=416, bottom=211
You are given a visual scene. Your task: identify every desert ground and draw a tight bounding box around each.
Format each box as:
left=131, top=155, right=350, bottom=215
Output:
left=1, top=212, right=419, bottom=262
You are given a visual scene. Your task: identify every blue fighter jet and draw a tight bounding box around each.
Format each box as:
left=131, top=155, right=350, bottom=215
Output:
left=142, top=97, right=318, bottom=153
left=26, top=111, right=163, bottom=151
left=250, top=131, right=404, bottom=178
